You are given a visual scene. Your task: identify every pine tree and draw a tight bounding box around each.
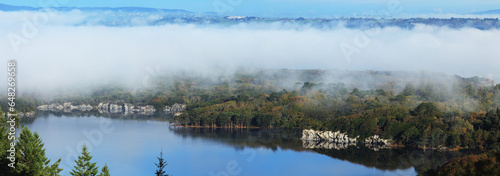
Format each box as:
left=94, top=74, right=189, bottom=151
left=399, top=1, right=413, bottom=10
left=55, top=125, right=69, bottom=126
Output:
left=44, top=158, right=64, bottom=176
left=155, top=150, right=168, bottom=176
left=70, top=144, right=99, bottom=176
left=98, top=163, right=110, bottom=176
left=15, top=127, right=63, bottom=176
left=0, top=111, right=15, bottom=175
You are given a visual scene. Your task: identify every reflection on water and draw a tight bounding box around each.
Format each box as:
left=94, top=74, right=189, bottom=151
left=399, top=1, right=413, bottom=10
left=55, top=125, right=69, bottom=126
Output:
left=302, top=140, right=357, bottom=150
left=23, top=114, right=475, bottom=176
left=169, top=127, right=475, bottom=174
left=28, top=110, right=170, bottom=122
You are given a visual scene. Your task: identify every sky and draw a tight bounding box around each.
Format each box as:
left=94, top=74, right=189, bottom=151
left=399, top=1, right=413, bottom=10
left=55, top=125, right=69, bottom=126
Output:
left=0, top=0, right=499, bottom=17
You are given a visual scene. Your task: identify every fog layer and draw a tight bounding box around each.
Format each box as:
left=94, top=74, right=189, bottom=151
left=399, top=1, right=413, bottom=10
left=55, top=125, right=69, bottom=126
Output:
left=0, top=11, right=499, bottom=95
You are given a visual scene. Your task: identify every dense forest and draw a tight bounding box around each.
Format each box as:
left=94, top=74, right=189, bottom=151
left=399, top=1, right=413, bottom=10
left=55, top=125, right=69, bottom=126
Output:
left=431, top=150, right=500, bottom=176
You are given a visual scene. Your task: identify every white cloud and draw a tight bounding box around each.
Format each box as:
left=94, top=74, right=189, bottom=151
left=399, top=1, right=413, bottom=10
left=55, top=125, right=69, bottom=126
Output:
left=0, top=11, right=499, bottom=95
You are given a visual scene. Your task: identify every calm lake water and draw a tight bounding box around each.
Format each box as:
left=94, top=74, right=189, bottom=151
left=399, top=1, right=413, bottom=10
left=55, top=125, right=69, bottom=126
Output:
left=23, top=114, right=467, bottom=176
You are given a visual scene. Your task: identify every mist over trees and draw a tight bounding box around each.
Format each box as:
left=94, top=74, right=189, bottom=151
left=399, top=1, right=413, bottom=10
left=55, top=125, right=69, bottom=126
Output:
left=7, top=69, right=499, bottom=150
left=160, top=70, right=500, bottom=150
left=1, top=69, right=499, bottom=175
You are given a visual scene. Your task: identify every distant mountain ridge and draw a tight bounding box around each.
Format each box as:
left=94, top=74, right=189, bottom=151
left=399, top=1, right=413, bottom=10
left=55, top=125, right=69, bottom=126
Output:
left=0, top=3, right=37, bottom=11
left=474, top=9, right=500, bottom=15
left=0, top=3, right=192, bottom=13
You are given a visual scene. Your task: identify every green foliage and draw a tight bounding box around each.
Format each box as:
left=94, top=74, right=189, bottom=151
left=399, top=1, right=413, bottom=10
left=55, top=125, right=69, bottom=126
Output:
left=70, top=144, right=99, bottom=176
left=216, top=112, right=232, bottom=127
left=160, top=73, right=500, bottom=150
left=98, top=164, right=110, bottom=176
left=434, top=151, right=500, bottom=176
left=0, top=108, right=64, bottom=176
left=252, top=113, right=275, bottom=128
left=392, top=94, right=407, bottom=102
left=403, top=83, right=416, bottom=96
left=413, top=102, right=441, bottom=117
left=401, top=126, right=418, bottom=141
left=155, top=151, right=168, bottom=176
left=13, top=127, right=63, bottom=176
left=0, top=122, right=64, bottom=176
left=351, top=88, right=362, bottom=97
left=0, top=111, right=13, bottom=174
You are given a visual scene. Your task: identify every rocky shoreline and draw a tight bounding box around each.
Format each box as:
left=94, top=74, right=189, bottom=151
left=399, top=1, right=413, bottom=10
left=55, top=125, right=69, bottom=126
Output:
left=97, top=102, right=156, bottom=115
left=301, top=129, right=359, bottom=143
left=37, top=102, right=186, bottom=116
left=301, top=129, right=393, bottom=151
left=16, top=111, right=36, bottom=118
left=38, top=103, right=93, bottom=112
left=163, top=103, right=186, bottom=116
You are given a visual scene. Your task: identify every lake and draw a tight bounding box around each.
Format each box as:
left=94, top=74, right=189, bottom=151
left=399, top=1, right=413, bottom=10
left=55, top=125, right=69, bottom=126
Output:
left=24, top=114, right=467, bottom=176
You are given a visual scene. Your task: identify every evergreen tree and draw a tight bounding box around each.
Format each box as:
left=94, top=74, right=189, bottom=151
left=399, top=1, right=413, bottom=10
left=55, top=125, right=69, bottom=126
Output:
left=98, top=163, right=110, bottom=176
left=15, top=127, right=63, bottom=176
left=0, top=110, right=15, bottom=175
left=71, top=144, right=99, bottom=176
left=44, top=158, right=64, bottom=176
left=155, top=150, right=168, bottom=176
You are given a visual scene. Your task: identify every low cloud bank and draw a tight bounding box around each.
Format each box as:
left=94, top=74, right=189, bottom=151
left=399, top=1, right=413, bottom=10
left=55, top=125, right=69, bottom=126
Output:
left=0, top=11, right=498, bottom=95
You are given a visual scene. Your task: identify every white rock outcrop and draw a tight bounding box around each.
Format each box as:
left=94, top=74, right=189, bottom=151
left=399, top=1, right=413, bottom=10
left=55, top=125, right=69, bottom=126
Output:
left=98, top=102, right=156, bottom=115
left=39, top=101, right=157, bottom=115
left=164, top=103, right=186, bottom=114
left=17, top=111, right=36, bottom=118
left=302, top=140, right=357, bottom=150
left=301, top=129, right=393, bottom=151
left=364, top=135, right=391, bottom=145
left=301, top=129, right=358, bottom=144
left=38, top=102, right=93, bottom=112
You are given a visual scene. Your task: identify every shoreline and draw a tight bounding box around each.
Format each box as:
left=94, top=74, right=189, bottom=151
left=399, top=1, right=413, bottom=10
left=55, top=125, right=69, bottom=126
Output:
left=169, top=124, right=263, bottom=129
left=169, top=125, right=479, bottom=152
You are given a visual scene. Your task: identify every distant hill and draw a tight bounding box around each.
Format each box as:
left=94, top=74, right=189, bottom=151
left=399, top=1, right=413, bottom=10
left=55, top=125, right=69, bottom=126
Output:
left=53, top=6, right=191, bottom=13
left=0, top=3, right=37, bottom=11
left=474, top=9, right=500, bottom=15
left=0, top=3, right=192, bottom=14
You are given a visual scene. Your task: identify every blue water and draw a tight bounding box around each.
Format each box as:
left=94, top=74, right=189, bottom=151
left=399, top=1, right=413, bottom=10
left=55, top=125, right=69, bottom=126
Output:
left=25, top=115, right=417, bottom=176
